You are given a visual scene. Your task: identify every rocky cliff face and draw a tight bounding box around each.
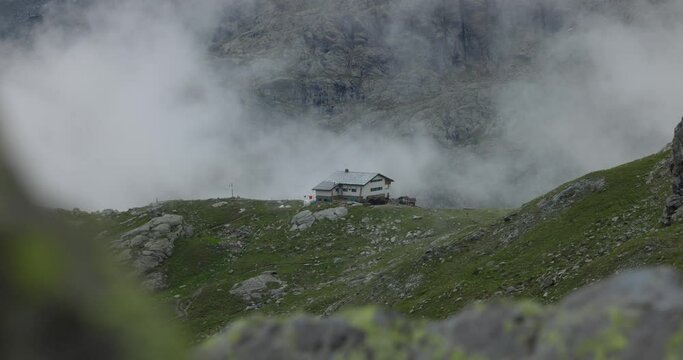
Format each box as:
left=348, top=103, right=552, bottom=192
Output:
left=662, top=118, right=683, bottom=225
left=1, top=0, right=671, bottom=146
left=211, top=0, right=528, bottom=144
left=111, top=213, right=192, bottom=290
left=209, top=0, right=670, bottom=144
left=0, top=0, right=49, bottom=38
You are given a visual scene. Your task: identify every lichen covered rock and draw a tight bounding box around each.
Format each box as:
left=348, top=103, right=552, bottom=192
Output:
left=196, top=304, right=543, bottom=359
left=198, top=267, right=683, bottom=360
left=534, top=267, right=683, bottom=359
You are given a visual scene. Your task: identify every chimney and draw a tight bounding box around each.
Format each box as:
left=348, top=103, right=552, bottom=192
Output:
left=345, top=169, right=349, bottom=173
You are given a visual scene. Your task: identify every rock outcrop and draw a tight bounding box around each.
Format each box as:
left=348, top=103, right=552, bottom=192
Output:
left=662, top=118, right=683, bottom=225
left=212, top=201, right=229, bottom=208
left=290, top=210, right=316, bottom=231
left=230, top=271, right=287, bottom=306
left=291, top=207, right=348, bottom=231
left=111, top=214, right=189, bottom=290
left=198, top=267, right=683, bottom=359
left=313, top=207, right=348, bottom=221
left=0, top=0, right=49, bottom=38
left=538, top=177, right=606, bottom=215
left=208, top=0, right=679, bottom=146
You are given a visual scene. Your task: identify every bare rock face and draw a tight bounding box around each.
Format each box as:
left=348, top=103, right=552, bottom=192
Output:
left=229, top=271, right=287, bottom=305
left=662, top=118, right=683, bottom=225
left=290, top=210, right=315, bottom=231
left=211, top=0, right=561, bottom=144
left=671, top=119, right=683, bottom=194
left=197, top=267, right=683, bottom=360
left=538, top=177, right=606, bottom=215
left=4, top=0, right=680, bottom=148
left=0, top=0, right=49, bottom=38
left=111, top=214, right=187, bottom=290
left=313, top=207, right=348, bottom=221
left=291, top=207, right=348, bottom=231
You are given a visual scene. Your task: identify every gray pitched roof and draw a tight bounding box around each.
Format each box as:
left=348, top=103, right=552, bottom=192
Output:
left=321, top=171, right=394, bottom=186
left=312, top=181, right=337, bottom=191
left=312, top=171, right=394, bottom=191
left=326, top=171, right=378, bottom=185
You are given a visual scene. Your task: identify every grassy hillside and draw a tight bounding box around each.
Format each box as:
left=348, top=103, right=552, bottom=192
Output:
left=385, top=150, right=676, bottom=319
left=63, top=148, right=683, bottom=342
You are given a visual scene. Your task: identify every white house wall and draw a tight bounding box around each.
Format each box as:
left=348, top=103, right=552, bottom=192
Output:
left=316, top=190, right=333, bottom=198
left=361, top=175, right=391, bottom=198
left=341, top=185, right=363, bottom=197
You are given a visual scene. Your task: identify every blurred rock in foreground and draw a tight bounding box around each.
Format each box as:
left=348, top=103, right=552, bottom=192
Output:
left=198, top=267, right=683, bottom=360
left=0, top=150, right=187, bottom=360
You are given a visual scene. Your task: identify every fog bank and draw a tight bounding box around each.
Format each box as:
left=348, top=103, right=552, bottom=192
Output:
left=0, top=0, right=681, bottom=210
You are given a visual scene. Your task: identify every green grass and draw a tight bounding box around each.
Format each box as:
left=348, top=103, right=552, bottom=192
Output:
left=386, top=151, right=675, bottom=319
left=70, top=198, right=498, bottom=340
left=153, top=200, right=507, bottom=340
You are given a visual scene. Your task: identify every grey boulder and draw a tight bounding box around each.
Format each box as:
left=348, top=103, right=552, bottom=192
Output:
left=290, top=210, right=316, bottom=231
left=230, top=271, right=287, bottom=304
left=112, top=213, right=187, bottom=291
left=314, top=207, right=348, bottom=221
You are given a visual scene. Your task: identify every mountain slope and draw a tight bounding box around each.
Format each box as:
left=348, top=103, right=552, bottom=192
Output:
left=4, top=139, right=683, bottom=359
left=388, top=149, right=674, bottom=318
left=63, top=144, right=683, bottom=342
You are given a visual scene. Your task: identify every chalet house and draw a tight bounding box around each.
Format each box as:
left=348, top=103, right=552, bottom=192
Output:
left=313, top=170, right=394, bottom=202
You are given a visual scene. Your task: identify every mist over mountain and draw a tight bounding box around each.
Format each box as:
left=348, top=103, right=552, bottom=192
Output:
left=0, top=0, right=681, bottom=210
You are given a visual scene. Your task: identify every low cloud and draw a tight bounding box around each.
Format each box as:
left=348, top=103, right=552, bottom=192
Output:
left=0, top=0, right=681, bottom=210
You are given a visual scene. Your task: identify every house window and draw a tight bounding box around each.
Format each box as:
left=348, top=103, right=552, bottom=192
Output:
left=371, top=178, right=383, bottom=183
left=351, top=189, right=357, bottom=193
left=371, top=187, right=383, bottom=192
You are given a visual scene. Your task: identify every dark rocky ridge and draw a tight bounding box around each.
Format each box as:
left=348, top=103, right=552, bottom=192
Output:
left=1, top=0, right=675, bottom=146
left=209, top=0, right=675, bottom=144
left=0, top=0, right=49, bottom=38
left=662, top=118, right=683, bottom=225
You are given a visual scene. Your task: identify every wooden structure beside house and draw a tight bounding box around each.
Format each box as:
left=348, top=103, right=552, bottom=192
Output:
left=313, top=169, right=394, bottom=203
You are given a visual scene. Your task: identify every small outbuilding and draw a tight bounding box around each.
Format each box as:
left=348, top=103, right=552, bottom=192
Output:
left=313, top=169, right=394, bottom=203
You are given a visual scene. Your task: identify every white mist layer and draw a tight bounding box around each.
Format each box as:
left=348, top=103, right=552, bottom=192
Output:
left=0, top=0, right=681, bottom=210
